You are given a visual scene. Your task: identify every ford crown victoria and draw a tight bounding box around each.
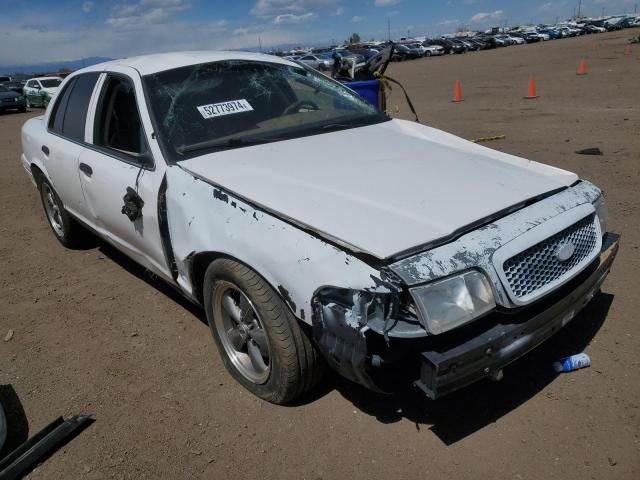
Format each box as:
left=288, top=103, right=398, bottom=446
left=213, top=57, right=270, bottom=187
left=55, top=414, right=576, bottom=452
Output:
left=20, top=52, right=618, bottom=404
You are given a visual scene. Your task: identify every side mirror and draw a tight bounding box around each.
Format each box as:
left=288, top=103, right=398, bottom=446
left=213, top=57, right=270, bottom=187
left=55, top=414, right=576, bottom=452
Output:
left=130, top=150, right=154, bottom=168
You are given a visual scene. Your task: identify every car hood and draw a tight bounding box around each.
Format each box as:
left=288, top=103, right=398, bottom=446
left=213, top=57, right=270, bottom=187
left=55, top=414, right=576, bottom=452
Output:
left=178, top=119, right=578, bottom=259
left=0, top=91, right=18, bottom=99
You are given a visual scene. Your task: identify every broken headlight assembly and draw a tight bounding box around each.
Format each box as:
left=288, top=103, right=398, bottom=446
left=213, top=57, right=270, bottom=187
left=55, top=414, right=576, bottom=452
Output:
left=593, top=193, right=608, bottom=235
left=313, top=287, right=426, bottom=339
left=410, top=270, right=496, bottom=335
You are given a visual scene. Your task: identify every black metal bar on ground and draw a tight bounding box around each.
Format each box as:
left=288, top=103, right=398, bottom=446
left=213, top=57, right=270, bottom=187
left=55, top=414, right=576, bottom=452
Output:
left=0, top=415, right=92, bottom=480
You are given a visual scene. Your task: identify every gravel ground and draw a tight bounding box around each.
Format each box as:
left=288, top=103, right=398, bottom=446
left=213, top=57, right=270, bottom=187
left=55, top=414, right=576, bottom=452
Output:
left=1, top=29, right=639, bottom=479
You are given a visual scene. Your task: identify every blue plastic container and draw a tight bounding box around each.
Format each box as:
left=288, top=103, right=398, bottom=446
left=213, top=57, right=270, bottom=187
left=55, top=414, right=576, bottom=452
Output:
left=343, top=80, right=381, bottom=110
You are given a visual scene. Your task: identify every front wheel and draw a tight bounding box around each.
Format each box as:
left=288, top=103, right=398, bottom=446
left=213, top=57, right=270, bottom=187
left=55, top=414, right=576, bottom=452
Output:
left=25, top=98, right=31, bottom=109
left=204, top=259, right=323, bottom=404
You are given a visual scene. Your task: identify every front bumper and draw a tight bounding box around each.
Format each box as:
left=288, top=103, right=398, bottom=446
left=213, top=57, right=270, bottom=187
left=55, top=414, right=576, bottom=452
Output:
left=414, top=232, right=619, bottom=399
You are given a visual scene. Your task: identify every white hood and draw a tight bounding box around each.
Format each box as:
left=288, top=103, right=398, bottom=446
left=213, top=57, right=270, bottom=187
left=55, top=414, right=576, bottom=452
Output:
left=178, top=119, right=578, bottom=259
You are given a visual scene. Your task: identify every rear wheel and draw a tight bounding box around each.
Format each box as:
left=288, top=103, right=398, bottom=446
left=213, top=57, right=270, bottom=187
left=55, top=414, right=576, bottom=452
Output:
left=39, top=178, right=86, bottom=248
left=204, top=259, right=323, bottom=404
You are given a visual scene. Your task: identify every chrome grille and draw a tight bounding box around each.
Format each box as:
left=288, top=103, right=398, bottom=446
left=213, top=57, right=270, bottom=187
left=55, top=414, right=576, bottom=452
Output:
left=503, top=214, right=598, bottom=299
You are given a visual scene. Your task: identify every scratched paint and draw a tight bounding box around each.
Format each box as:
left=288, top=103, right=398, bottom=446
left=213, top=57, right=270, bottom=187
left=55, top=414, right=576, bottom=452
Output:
left=164, top=165, right=389, bottom=324
left=390, top=181, right=601, bottom=307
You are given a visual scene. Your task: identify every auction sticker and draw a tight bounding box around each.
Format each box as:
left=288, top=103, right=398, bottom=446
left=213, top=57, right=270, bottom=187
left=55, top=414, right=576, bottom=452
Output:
left=197, top=99, right=254, bottom=119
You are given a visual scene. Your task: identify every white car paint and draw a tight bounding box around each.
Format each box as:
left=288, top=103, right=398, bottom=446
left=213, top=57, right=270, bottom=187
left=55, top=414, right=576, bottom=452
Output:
left=179, top=119, right=577, bottom=258
left=19, top=50, right=603, bottom=330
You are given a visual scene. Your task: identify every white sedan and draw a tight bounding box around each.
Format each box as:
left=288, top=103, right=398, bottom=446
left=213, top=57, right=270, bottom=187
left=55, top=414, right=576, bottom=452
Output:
left=21, top=52, right=618, bottom=403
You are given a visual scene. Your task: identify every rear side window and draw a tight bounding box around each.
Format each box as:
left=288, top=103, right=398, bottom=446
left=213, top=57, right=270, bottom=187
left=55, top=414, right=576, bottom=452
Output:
left=49, top=78, right=77, bottom=133
left=62, top=73, right=100, bottom=141
left=48, top=73, right=100, bottom=142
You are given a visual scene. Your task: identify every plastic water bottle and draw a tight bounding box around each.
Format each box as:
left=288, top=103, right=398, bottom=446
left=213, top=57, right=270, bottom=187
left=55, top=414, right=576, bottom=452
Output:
left=553, top=353, right=591, bottom=373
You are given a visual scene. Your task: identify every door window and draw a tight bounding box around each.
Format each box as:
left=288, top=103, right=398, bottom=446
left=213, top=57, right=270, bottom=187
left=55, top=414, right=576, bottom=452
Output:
left=94, top=76, right=147, bottom=159
left=48, top=73, right=100, bottom=142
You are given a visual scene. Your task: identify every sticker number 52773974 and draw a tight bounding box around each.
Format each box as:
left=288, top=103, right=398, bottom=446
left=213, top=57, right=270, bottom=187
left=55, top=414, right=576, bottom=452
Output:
left=197, top=99, right=254, bottom=119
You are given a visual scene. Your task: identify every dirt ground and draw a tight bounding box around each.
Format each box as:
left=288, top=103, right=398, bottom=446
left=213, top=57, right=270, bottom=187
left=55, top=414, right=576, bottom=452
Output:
left=1, top=30, right=639, bottom=479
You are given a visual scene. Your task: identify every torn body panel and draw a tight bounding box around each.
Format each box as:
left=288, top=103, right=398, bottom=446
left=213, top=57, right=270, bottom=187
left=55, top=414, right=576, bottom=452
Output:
left=389, top=181, right=602, bottom=308
left=164, top=165, right=389, bottom=324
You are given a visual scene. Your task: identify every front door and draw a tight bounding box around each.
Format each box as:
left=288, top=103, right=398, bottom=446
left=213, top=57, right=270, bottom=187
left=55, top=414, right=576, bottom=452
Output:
left=77, top=72, right=171, bottom=280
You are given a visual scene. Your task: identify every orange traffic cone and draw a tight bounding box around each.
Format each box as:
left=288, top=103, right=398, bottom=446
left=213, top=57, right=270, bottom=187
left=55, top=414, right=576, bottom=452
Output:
left=577, top=58, right=587, bottom=75
left=452, top=80, right=463, bottom=102
left=525, top=75, right=538, bottom=99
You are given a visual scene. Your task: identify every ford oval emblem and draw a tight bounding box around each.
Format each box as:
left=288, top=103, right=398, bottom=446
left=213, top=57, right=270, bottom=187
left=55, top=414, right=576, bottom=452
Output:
left=555, top=242, right=576, bottom=262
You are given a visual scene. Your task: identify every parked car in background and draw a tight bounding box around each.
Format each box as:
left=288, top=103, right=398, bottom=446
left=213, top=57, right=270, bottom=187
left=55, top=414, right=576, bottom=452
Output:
left=20, top=51, right=619, bottom=404
left=469, top=37, right=495, bottom=50
left=332, top=49, right=366, bottom=65
left=297, top=54, right=333, bottom=72
left=0, top=85, right=26, bottom=113
left=0, top=80, right=26, bottom=94
left=351, top=49, right=381, bottom=61
left=23, top=77, right=62, bottom=108
left=511, top=32, right=541, bottom=43
left=494, top=34, right=516, bottom=46
left=0, top=76, right=11, bottom=83
left=458, top=39, right=479, bottom=51
left=392, top=44, right=422, bottom=61
left=430, top=38, right=466, bottom=54
left=421, top=44, right=445, bottom=56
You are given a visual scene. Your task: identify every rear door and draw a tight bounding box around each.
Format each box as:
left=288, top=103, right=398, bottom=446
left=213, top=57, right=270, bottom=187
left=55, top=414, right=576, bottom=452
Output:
left=44, top=73, right=100, bottom=222
left=76, top=67, right=171, bottom=280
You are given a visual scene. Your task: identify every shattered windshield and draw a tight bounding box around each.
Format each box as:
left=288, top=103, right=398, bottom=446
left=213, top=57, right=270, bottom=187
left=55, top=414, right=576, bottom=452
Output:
left=143, top=60, right=388, bottom=160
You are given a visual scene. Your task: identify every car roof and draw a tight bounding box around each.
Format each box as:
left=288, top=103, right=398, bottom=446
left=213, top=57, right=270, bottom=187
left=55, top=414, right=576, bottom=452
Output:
left=74, top=51, right=296, bottom=76
left=28, top=77, right=63, bottom=81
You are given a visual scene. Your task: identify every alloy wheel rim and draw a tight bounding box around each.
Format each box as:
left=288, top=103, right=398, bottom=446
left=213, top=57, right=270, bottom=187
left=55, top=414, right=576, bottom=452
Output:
left=213, top=281, right=271, bottom=384
left=43, top=184, right=64, bottom=237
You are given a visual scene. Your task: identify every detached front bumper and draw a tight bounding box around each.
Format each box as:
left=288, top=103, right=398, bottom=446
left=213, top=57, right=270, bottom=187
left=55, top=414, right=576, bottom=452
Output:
left=415, top=232, right=620, bottom=399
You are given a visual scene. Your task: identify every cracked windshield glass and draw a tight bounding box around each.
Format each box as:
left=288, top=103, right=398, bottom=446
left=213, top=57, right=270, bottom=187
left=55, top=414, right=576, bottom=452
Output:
left=144, top=60, right=387, bottom=160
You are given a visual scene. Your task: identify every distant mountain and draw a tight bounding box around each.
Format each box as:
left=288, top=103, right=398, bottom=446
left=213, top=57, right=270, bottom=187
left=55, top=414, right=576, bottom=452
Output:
left=0, top=57, right=112, bottom=76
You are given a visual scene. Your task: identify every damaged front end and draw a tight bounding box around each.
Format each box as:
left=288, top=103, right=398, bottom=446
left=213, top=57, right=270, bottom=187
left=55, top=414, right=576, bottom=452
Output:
left=310, top=182, right=620, bottom=400
left=311, top=276, right=426, bottom=393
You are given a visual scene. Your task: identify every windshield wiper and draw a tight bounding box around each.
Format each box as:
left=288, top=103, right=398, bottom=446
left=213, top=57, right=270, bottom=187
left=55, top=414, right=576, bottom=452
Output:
left=177, top=136, right=277, bottom=155
left=321, top=117, right=388, bottom=132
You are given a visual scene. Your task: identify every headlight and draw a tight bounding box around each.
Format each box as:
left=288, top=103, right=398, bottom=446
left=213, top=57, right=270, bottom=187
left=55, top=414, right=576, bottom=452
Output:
left=410, top=270, right=496, bottom=335
left=593, top=194, right=608, bottom=234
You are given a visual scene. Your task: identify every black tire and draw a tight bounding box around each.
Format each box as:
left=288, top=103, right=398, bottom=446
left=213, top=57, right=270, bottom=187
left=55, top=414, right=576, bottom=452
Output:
left=25, top=98, right=31, bottom=109
left=18, top=106, right=26, bottom=113
left=38, top=177, right=85, bottom=248
left=203, top=258, right=324, bottom=404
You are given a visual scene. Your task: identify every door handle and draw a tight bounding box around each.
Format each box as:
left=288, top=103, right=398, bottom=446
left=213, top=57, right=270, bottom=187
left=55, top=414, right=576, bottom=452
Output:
left=79, top=163, right=93, bottom=177
left=41, top=145, right=49, bottom=156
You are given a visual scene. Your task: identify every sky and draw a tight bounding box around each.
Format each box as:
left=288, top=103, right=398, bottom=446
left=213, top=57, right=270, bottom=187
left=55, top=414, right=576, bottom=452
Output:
left=0, top=0, right=638, bottom=65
